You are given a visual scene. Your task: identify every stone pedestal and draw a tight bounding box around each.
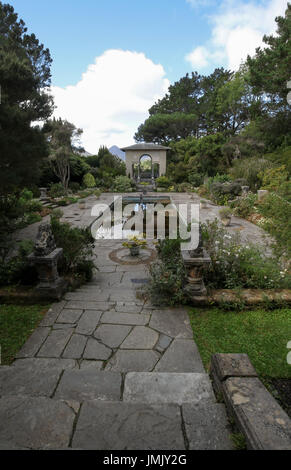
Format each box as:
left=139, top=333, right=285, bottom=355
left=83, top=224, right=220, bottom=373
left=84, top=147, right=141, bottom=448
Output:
left=182, top=248, right=211, bottom=297
left=28, top=248, right=67, bottom=300
left=39, top=187, right=48, bottom=199
left=241, top=186, right=249, bottom=195
left=257, top=189, right=269, bottom=202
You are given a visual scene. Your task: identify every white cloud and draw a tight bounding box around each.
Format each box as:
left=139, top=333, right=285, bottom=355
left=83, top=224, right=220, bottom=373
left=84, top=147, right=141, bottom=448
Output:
left=185, top=46, right=210, bottom=68
left=51, top=49, right=169, bottom=153
left=185, top=0, right=287, bottom=71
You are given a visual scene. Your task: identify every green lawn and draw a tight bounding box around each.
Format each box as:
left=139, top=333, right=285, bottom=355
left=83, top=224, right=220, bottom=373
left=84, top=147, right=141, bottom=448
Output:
left=188, top=307, right=291, bottom=378
left=0, top=304, right=50, bottom=365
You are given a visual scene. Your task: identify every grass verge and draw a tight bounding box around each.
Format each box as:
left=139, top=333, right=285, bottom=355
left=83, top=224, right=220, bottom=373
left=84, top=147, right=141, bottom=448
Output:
left=0, top=304, right=50, bottom=365
left=188, top=307, right=291, bottom=378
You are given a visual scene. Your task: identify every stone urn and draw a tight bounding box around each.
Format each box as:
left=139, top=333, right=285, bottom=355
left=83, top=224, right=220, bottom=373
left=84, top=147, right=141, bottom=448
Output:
left=219, top=207, right=232, bottom=227
left=200, top=200, right=208, bottom=209
left=129, top=244, right=140, bottom=256
left=79, top=200, right=86, bottom=210
left=221, top=217, right=231, bottom=226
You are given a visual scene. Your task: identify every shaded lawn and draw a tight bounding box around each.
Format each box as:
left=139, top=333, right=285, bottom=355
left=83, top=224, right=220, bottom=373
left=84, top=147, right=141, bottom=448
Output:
left=0, top=304, right=50, bottom=365
left=188, top=307, right=291, bottom=378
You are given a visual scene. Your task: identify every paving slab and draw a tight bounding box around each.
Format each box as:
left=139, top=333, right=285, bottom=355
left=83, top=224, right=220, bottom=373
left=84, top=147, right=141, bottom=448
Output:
left=0, top=366, right=62, bottom=398
left=83, top=338, right=112, bottom=360
left=75, top=310, right=103, bottom=335
left=64, top=290, right=102, bottom=301
left=12, top=358, right=77, bottom=370
left=124, top=372, right=215, bottom=404
left=80, top=360, right=103, bottom=371
left=154, top=339, right=205, bottom=373
left=72, top=401, right=185, bottom=450
left=121, top=326, right=159, bottom=350
left=62, top=334, right=88, bottom=359
left=182, top=403, right=233, bottom=450
left=155, top=334, right=172, bottom=353
left=94, top=324, right=131, bottom=348
left=115, top=302, right=143, bottom=313
left=105, top=350, right=160, bottom=372
left=149, top=308, right=193, bottom=339
left=55, top=370, right=122, bottom=401
left=101, top=311, right=150, bottom=326
left=0, top=396, right=75, bottom=449
left=94, top=272, right=123, bottom=287
left=65, top=300, right=111, bottom=310
left=37, top=328, right=74, bottom=358
left=56, top=309, right=83, bottom=324
left=15, top=327, right=51, bottom=358
left=109, top=288, right=143, bottom=302
left=39, top=301, right=66, bottom=327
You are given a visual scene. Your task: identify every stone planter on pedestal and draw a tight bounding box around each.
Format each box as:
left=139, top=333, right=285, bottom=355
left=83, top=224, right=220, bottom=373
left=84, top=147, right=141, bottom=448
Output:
left=182, top=248, right=211, bottom=298
left=181, top=225, right=211, bottom=299
left=39, top=187, right=48, bottom=199
left=129, top=245, right=140, bottom=256
left=28, top=222, right=67, bottom=300
left=221, top=217, right=231, bottom=227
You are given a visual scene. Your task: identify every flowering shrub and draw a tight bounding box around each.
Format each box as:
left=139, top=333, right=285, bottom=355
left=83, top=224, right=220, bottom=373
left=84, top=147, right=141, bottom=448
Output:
left=147, top=238, right=186, bottom=305
left=231, top=193, right=257, bottom=219
left=201, top=220, right=290, bottom=289
left=257, top=192, right=291, bottom=258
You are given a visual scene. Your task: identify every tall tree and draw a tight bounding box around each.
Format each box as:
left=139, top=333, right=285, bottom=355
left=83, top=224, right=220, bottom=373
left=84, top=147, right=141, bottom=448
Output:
left=246, top=4, right=291, bottom=149
left=44, top=118, right=83, bottom=191
left=0, top=2, right=53, bottom=194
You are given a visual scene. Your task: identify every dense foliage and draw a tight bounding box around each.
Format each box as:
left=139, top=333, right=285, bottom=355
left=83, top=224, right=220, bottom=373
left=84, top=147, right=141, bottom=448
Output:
left=0, top=2, right=53, bottom=194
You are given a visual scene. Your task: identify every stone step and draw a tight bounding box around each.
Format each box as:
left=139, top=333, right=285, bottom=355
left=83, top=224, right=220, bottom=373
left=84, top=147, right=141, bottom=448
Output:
left=0, top=396, right=233, bottom=450
left=0, top=365, right=214, bottom=404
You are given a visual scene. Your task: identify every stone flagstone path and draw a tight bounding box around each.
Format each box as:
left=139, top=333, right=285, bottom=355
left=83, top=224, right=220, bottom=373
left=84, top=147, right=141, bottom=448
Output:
left=0, top=192, right=240, bottom=450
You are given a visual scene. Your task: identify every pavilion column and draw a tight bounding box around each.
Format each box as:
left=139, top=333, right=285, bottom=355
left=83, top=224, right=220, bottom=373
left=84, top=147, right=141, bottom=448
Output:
left=137, top=164, right=140, bottom=182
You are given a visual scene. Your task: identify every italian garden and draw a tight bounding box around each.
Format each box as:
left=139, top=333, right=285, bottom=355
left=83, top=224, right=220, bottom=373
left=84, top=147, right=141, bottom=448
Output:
left=0, top=1, right=290, bottom=452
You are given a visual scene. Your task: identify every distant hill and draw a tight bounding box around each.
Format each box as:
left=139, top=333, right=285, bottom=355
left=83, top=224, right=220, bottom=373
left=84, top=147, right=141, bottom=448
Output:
left=109, top=145, right=125, bottom=161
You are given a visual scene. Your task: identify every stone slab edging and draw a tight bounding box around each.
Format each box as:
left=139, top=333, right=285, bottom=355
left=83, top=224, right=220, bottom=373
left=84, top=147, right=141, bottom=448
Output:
left=210, top=353, right=291, bottom=450
left=189, top=289, right=291, bottom=306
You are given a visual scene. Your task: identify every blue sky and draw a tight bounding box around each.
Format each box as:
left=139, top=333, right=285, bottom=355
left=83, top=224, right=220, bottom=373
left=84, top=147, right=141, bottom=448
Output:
left=9, top=0, right=288, bottom=152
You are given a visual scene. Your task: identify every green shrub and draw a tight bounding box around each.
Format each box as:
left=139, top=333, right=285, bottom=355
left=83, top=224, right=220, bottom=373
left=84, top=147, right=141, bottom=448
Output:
left=69, top=182, right=81, bottom=192
left=156, top=176, right=171, bottom=188
left=229, top=158, right=273, bottom=190
left=232, top=193, right=257, bottom=219
left=219, top=207, right=232, bottom=219
left=277, top=181, right=291, bottom=202
left=0, top=239, right=37, bottom=287
left=257, top=193, right=291, bottom=258
left=20, top=188, right=33, bottom=201
left=94, top=189, right=101, bottom=199
left=177, top=182, right=192, bottom=193
left=201, top=219, right=290, bottom=289
left=147, top=238, right=186, bottom=305
left=148, top=257, right=186, bottom=306
left=210, top=182, right=242, bottom=204
left=188, top=172, right=203, bottom=187
left=83, top=173, right=96, bottom=188
left=51, top=215, right=96, bottom=283
left=113, top=175, right=132, bottom=192
left=49, top=183, right=66, bottom=198
left=258, top=165, right=288, bottom=191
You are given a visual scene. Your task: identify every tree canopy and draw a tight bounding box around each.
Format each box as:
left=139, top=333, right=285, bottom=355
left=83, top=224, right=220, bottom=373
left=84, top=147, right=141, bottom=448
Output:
left=0, top=2, right=54, bottom=194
